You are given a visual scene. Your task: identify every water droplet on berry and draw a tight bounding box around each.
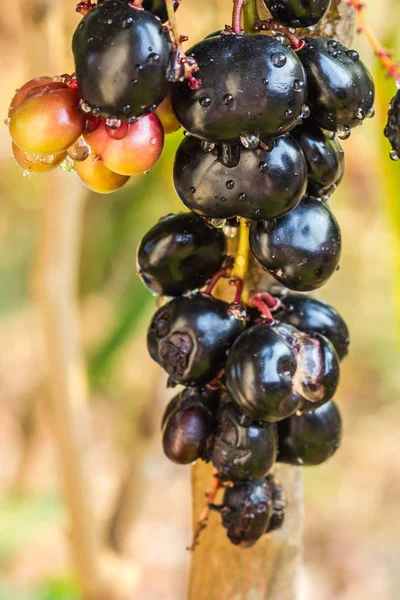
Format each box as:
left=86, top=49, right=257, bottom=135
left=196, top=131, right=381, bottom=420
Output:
left=239, top=193, right=247, bottom=201
left=262, top=78, right=269, bottom=85
left=259, top=161, right=268, bottom=172
left=60, top=156, right=76, bottom=172
left=390, top=149, right=400, bottom=161
left=68, top=138, right=90, bottom=161
left=337, top=125, right=351, bottom=140
left=92, top=107, right=101, bottom=117
left=366, top=107, right=375, bottom=119
left=221, top=196, right=227, bottom=202
left=210, top=218, right=226, bottom=228
left=293, top=79, right=304, bottom=92
left=190, top=186, right=196, bottom=193
left=24, top=152, right=37, bottom=163
left=223, top=224, right=238, bottom=239
left=346, top=49, right=359, bottom=61
left=223, top=94, right=233, bottom=105
left=40, top=154, right=55, bottom=165
left=240, top=134, right=259, bottom=149
left=131, top=79, right=138, bottom=85
left=354, top=108, right=364, bottom=120
left=147, top=53, right=160, bottom=64
left=284, top=109, right=293, bottom=119
left=328, top=49, right=338, bottom=58
left=273, top=33, right=285, bottom=45
left=107, top=18, right=113, bottom=24
left=4, top=117, right=11, bottom=126
left=226, top=180, right=235, bottom=189
left=199, top=97, right=211, bottom=108
left=106, top=117, right=121, bottom=130
left=201, top=141, right=215, bottom=152
left=122, top=16, right=133, bottom=28
left=22, top=169, right=31, bottom=178
left=128, top=116, right=137, bottom=125
left=183, top=130, right=191, bottom=137
left=271, top=52, right=287, bottom=68
left=300, top=105, right=310, bottom=119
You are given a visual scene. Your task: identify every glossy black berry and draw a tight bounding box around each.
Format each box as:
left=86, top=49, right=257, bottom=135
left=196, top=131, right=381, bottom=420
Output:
left=264, top=0, right=330, bottom=28
left=147, top=293, right=245, bottom=386
left=225, top=324, right=301, bottom=422
left=173, top=135, right=308, bottom=220
left=277, top=400, right=342, bottom=466
left=220, top=478, right=274, bottom=547
left=171, top=34, right=307, bottom=142
left=142, top=0, right=179, bottom=23
left=277, top=293, right=350, bottom=360
left=266, top=476, right=286, bottom=533
left=137, top=213, right=226, bottom=296
left=297, top=37, right=374, bottom=133
left=211, top=400, right=278, bottom=481
left=162, top=388, right=215, bottom=464
left=384, top=89, right=400, bottom=159
left=72, top=1, right=171, bottom=120
left=292, top=123, right=344, bottom=196
left=250, top=196, right=341, bottom=291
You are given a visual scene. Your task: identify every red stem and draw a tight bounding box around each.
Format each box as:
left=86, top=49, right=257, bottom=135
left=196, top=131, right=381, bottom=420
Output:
left=248, top=297, right=275, bottom=323
left=204, top=267, right=231, bottom=296
left=230, top=278, right=244, bottom=303
left=232, top=0, right=245, bottom=34
left=251, top=291, right=280, bottom=311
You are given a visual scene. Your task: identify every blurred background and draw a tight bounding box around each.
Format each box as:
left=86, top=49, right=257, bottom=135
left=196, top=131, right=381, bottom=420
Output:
left=0, top=0, right=399, bottom=598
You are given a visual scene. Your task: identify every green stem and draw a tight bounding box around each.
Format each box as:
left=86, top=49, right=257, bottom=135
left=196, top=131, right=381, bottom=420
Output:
left=243, top=0, right=258, bottom=33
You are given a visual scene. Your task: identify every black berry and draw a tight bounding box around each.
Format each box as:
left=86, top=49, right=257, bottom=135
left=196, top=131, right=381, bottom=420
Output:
left=384, top=89, right=400, bottom=160
left=250, top=196, right=341, bottom=291
left=142, top=0, right=179, bottom=23
left=264, top=0, right=330, bottom=28
left=137, top=212, right=226, bottom=296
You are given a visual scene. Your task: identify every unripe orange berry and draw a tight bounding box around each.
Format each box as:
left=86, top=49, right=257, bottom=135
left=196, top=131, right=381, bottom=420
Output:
left=10, top=87, right=85, bottom=155
left=155, top=94, right=181, bottom=134
left=12, top=142, right=66, bottom=174
left=84, top=114, right=164, bottom=176
left=8, top=77, right=54, bottom=117
left=75, top=152, right=130, bottom=193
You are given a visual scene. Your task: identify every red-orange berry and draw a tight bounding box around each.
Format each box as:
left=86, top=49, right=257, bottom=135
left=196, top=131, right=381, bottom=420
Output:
left=75, top=152, right=130, bottom=193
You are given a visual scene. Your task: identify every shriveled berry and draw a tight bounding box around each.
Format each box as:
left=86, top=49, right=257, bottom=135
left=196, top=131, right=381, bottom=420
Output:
left=173, top=135, right=307, bottom=220
left=72, top=1, right=171, bottom=120
left=250, top=196, right=341, bottom=291
left=220, top=478, right=275, bottom=547
left=277, top=293, right=350, bottom=360
left=292, top=123, right=344, bottom=197
left=225, top=323, right=301, bottom=422
left=211, top=400, right=278, bottom=481
left=298, top=37, right=374, bottom=132
left=75, top=152, right=130, bottom=193
left=10, top=87, right=85, bottom=155
left=162, top=388, right=215, bottom=464
left=137, top=212, right=226, bottom=296
left=147, top=293, right=245, bottom=386
left=263, top=0, right=330, bottom=28
left=171, top=33, right=307, bottom=142
left=84, top=114, right=164, bottom=175
left=277, top=400, right=342, bottom=466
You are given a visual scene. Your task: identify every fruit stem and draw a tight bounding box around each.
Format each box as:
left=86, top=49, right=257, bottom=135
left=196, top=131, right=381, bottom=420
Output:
left=165, top=0, right=200, bottom=88
left=254, top=19, right=305, bottom=51
left=232, top=0, right=245, bottom=33
left=233, top=219, right=250, bottom=301
left=347, top=0, right=400, bottom=83
left=204, top=265, right=232, bottom=296
left=248, top=296, right=275, bottom=322
left=189, top=472, right=221, bottom=551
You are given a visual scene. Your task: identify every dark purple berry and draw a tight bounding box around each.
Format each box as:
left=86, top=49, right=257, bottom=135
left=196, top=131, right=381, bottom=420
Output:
left=147, top=293, right=245, bottom=386
left=162, top=388, right=216, bottom=464
left=173, top=135, right=308, bottom=220
left=250, top=196, right=341, bottom=291
left=292, top=122, right=345, bottom=197
left=141, top=0, right=179, bottom=23
left=137, top=213, right=226, bottom=296
left=297, top=37, right=374, bottom=133
left=171, top=34, right=307, bottom=142
left=384, top=89, right=400, bottom=160
left=225, top=323, right=301, bottom=422
left=277, top=400, right=342, bottom=466
left=72, top=1, right=171, bottom=120
left=277, top=293, right=350, bottom=360
left=211, top=400, right=278, bottom=481
left=264, top=0, right=330, bottom=28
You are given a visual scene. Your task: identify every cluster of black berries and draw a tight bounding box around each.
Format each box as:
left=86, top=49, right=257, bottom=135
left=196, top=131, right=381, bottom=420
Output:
left=135, top=0, right=375, bottom=548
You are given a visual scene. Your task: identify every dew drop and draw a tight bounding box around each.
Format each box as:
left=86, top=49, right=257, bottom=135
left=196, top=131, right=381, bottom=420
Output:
left=221, top=196, right=227, bottom=202
left=262, top=78, right=269, bottom=85
left=106, top=117, right=121, bottom=130
left=121, top=16, right=133, bottom=28
left=147, top=52, right=160, bottom=64
left=239, top=193, right=247, bottom=201
left=68, top=138, right=90, bottom=161
left=122, top=104, right=131, bottom=114
left=92, top=107, right=101, bottom=117
left=107, top=18, right=113, bottom=24
left=128, top=116, right=137, bottom=125
left=24, top=152, right=37, bottom=163
left=284, top=109, right=293, bottom=119
left=223, top=93, right=233, bottom=105
left=273, top=33, right=285, bottom=45
left=354, top=108, right=364, bottom=120
left=190, top=186, right=196, bottom=193
left=150, top=137, right=158, bottom=145
left=131, top=79, right=138, bottom=85
left=183, top=130, right=191, bottom=137
left=259, top=161, right=268, bottom=172
left=40, top=154, right=54, bottom=165
left=201, top=140, right=215, bottom=152
left=60, top=156, right=76, bottom=172
left=390, top=149, right=400, bottom=161
left=346, top=49, right=359, bottom=61
left=271, top=52, right=287, bottom=68
left=337, top=125, right=351, bottom=140
left=79, top=100, right=91, bottom=113
left=240, top=134, right=259, bottom=149
left=328, top=49, right=338, bottom=58
left=226, top=180, right=235, bottom=189
left=199, top=97, right=211, bottom=107
left=300, top=105, right=310, bottom=119
left=22, top=169, right=31, bottom=177
left=366, top=107, right=375, bottom=119
left=293, top=79, right=304, bottom=92
left=4, top=117, right=11, bottom=126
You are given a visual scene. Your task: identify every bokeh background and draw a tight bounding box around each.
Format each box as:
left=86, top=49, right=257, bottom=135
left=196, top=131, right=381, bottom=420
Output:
left=0, top=0, right=399, bottom=598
